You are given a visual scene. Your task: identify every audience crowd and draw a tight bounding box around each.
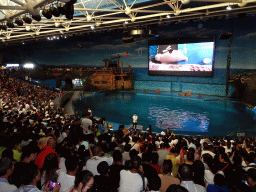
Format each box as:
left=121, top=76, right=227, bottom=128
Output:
left=0, top=73, right=256, bottom=192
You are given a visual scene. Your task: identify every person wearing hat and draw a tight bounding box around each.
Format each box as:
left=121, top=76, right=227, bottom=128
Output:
left=0, top=157, right=17, bottom=192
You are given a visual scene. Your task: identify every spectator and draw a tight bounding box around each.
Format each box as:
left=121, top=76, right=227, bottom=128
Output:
left=109, top=150, right=125, bottom=192
left=179, top=163, right=206, bottom=192
left=206, top=173, right=229, bottom=192
left=81, top=112, right=94, bottom=143
left=93, top=161, right=111, bottom=192
left=151, top=152, right=162, bottom=174
left=124, top=149, right=139, bottom=169
left=166, top=184, right=189, bottom=192
left=119, top=156, right=148, bottom=192
left=247, top=168, right=256, bottom=192
left=57, top=155, right=79, bottom=192
left=192, top=160, right=205, bottom=187
left=159, top=160, right=180, bottom=192
left=0, top=157, right=17, bottom=192
left=165, top=147, right=181, bottom=177
left=70, top=170, right=94, bottom=192
left=35, top=137, right=59, bottom=169
left=244, top=153, right=256, bottom=171
left=84, top=145, right=113, bottom=176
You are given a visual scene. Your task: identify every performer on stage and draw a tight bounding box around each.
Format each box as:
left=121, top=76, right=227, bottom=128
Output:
left=132, top=113, right=138, bottom=129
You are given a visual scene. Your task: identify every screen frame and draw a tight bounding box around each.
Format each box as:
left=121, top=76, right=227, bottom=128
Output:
left=148, top=37, right=216, bottom=77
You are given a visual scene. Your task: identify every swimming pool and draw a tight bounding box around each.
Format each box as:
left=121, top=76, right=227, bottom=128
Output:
left=73, top=91, right=256, bottom=137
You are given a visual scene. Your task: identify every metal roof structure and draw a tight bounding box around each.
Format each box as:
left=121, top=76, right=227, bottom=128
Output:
left=0, top=0, right=255, bottom=43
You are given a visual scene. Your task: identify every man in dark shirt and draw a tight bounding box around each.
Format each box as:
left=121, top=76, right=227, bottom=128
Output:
left=109, top=150, right=125, bottom=192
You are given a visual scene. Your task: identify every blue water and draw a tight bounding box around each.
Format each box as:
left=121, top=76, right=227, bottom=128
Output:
left=73, top=92, right=256, bottom=137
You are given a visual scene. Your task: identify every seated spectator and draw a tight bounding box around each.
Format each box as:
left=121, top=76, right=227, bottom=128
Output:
left=41, top=153, right=59, bottom=190
left=165, top=147, right=181, bottom=177
left=166, top=184, right=189, bottom=192
left=84, top=145, right=113, bottom=176
left=151, top=152, right=162, bottom=174
left=179, top=163, right=206, bottom=192
left=247, top=168, right=256, bottom=192
left=185, top=147, right=195, bottom=165
left=57, top=155, right=79, bottom=192
left=124, top=149, right=139, bottom=169
left=149, top=176, right=162, bottom=192
left=244, top=153, right=256, bottom=171
left=206, top=173, right=229, bottom=192
left=109, top=150, right=125, bottom=192
left=70, top=170, right=94, bottom=192
left=157, top=143, right=171, bottom=167
left=192, top=160, right=205, bottom=187
left=142, top=151, right=159, bottom=191
left=159, top=160, right=180, bottom=192
left=119, top=156, right=148, bottom=192
left=0, top=157, right=17, bottom=192
left=19, top=142, right=39, bottom=164
left=93, top=161, right=111, bottom=192
left=35, top=137, right=59, bottom=169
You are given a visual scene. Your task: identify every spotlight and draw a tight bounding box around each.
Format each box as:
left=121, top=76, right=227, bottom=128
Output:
left=226, top=6, right=232, bottom=10
left=26, top=25, right=30, bottom=31
left=7, top=22, right=14, bottom=28
left=49, top=7, right=60, bottom=17
left=23, top=16, right=32, bottom=24
left=166, top=15, right=171, bottom=18
left=15, top=18, right=23, bottom=26
left=32, top=15, right=41, bottom=21
left=124, top=21, right=129, bottom=25
left=90, top=25, right=95, bottom=30
left=42, top=9, right=52, bottom=19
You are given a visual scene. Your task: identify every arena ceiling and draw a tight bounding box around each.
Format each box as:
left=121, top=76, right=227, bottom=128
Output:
left=0, top=0, right=255, bottom=43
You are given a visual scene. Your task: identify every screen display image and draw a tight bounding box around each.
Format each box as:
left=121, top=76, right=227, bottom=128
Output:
left=149, top=39, right=215, bottom=77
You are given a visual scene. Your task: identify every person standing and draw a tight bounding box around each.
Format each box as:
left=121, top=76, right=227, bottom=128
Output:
left=132, top=113, right=138, bottom=129
left=81, top=112, right=94, bottom=143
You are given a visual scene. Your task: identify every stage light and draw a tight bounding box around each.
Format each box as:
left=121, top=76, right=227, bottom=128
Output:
left=26, top=25, right=30, bottom=31
left=6, top=22, right=14, bottom=28
left=32, top=15, right=41, bottom=21
left=226, top=6, right=232, bottom=10
left=42, top=9, right=52, bottom=19
left=49, top=7, right=60, bottom=17
left=23, top=16, right=32, bottom=24
left=15, top=18, right=23, bottom=26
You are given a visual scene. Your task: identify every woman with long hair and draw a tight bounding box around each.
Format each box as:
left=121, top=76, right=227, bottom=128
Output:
left=70, top=170, right=94, bottom=192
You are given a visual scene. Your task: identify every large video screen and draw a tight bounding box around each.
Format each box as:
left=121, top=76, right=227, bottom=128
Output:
left=148, top=38, right=215, bottom=77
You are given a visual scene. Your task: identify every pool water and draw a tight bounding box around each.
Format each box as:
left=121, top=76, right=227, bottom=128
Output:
left=73, top=91, right=256, bottom=137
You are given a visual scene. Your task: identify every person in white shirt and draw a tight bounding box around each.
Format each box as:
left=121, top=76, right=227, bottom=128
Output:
left=132, top=113, right=138, bottom=129
left=83, top=145, right=113, bottom=176
left=179, top=163, right=206, bottom=192
left=119, top=156, right=148, bottom=192
left=57, top=155, right=79, bottom=192
left=81, top=112, right=94, bottom=143
left=0, top=157, right=17, bottom=192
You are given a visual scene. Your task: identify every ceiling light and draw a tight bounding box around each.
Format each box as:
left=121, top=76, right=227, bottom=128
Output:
left=42, top=9, right=52, bottom=19
left=15, top=18, right=23, bottom=26
left=87, top=14, right=92, bottom=22
left=32, top=15, right=41, bottom=21
left=55, top=22, right=61, bottom=27
left=26, top=25, right=31, bottom=31
left=124, top=21, right=129, bottom=25
left=60, top=30, right=63, bottom=34
left=90, top=25, right=95, bottom=30
left=166, top=15, right=171, bottom=18
left=226, top=6, right=232, bottom=10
